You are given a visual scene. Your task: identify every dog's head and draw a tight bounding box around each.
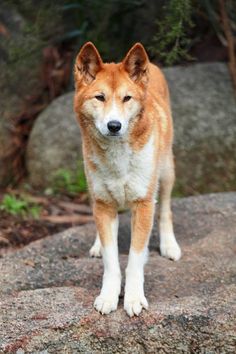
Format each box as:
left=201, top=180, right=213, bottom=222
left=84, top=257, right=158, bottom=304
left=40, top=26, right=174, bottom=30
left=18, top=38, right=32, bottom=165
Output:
left=74, top=42, right=149, bottom=138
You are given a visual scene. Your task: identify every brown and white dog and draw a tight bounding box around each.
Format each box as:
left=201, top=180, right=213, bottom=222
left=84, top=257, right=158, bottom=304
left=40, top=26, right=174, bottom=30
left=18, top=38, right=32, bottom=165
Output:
left=74, top=42, right=181, bottom=317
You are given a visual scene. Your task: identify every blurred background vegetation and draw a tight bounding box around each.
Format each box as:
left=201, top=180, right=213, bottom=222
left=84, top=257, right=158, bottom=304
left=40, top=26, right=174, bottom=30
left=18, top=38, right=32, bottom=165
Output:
left=0, top=0, right=235, bottom=189
left=3, top=0, right=235, bottom=66
left=2, top=0, right=235, bottom=73
left=0, top=0, right=235, bottom=247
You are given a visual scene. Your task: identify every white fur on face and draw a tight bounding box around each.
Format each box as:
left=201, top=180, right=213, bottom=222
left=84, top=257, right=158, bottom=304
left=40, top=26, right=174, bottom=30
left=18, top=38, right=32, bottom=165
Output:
left=83, top=96, right=141, bottom=137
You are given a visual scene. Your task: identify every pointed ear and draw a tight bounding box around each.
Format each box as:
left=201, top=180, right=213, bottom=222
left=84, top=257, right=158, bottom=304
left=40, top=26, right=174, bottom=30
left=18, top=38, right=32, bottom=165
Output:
left=74, top=42, right=103, bottom=84
left=123, top=43, right=149, bottom=82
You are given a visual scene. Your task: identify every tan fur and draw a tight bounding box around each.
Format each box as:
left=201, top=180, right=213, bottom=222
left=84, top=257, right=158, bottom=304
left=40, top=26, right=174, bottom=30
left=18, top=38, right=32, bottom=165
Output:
left=131, top=200, right=155, bottom=251
left=74, top=42, right=181, bottom=316
left=93, top=201, right=117, bottom=246
left=74, top=46, right=173, bottom=202
left=74, top=43, right=174, bottom=251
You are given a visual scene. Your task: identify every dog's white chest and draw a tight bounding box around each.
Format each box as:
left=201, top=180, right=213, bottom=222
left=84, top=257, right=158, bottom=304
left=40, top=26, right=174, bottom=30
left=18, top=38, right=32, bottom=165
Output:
left=88, top=135, right=155, bottom=206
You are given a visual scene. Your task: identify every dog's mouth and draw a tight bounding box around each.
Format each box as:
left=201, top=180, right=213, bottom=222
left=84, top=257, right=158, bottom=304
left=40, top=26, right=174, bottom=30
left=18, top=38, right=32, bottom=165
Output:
left=106, top=132, right=121, bottom=137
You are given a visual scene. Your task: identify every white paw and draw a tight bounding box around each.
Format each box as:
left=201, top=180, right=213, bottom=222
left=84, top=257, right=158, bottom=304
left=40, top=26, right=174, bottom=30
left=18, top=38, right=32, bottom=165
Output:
left=94, top=294, right=119, bottom=314
left=160, top=239, right=181, bottom=261
left=89, top=243, right=102, bottom=258
left=124, top=294, right=148, bottom=317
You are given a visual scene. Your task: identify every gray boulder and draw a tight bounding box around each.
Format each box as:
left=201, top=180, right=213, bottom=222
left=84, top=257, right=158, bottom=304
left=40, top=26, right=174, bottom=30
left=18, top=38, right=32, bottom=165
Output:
left=27, top=63, right=236, bottom=192
left=0, top=192, right=236, bottom=352
left=27, top=93, right=82, bottom=186
left=164, top=63, right=236, bottom=149
left=164, top=63, right=236, bottom=195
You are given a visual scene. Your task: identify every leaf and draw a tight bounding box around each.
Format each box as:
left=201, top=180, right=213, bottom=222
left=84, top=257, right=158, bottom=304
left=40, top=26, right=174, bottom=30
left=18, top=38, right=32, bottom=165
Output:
left=60, top=30, right=84, bottom=40
left=61, top=4, right=82, bottom=11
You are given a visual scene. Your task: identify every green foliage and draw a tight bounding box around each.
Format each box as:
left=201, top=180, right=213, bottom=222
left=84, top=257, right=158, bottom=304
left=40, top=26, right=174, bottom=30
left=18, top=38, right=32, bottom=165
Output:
left=60, top=0, right=150, bottom=61
left=52, top=162, right=87, bottom=195
left=3, top=0, right=64, bottom=74
left=150, top=0, right=194, bottom=65
left=0, top=194, right=41, bottom=218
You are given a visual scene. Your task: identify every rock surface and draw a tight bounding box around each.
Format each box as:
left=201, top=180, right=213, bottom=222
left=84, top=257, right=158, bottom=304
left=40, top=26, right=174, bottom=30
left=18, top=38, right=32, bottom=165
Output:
left=165, top=63, right=236, bottom=195
left=27, top=93, right=82, bottom=186
left=27, top=63, right=236, bottom=193
left=0, top=192, right=236, bottom=353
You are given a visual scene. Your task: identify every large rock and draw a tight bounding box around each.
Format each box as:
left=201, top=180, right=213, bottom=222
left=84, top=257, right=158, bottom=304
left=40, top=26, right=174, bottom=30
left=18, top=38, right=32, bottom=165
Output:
left=27, top=63, right=236, bottom=193
left=164, top=63, right=236, bottom=195
left=0, top=193, right=236, bottom=352
left=27, top=93, right=82, bottom=186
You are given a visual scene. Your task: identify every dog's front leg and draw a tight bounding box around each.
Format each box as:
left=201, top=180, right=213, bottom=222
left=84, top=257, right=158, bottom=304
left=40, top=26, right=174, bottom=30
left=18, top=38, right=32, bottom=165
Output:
left=124, top=200, right=155, bottom=317
left=93, top=201, right=121, bottom=314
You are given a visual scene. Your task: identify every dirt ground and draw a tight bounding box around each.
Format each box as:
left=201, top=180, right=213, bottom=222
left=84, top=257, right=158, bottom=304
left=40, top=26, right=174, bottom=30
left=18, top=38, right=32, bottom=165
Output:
left=0, top=190, right=93, bottom=256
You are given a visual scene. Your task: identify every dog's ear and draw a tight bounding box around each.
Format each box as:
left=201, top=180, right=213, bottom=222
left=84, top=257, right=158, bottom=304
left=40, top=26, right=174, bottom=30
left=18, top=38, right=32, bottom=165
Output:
left=74, top=42, right=103, bottom=84
left=123, top=43, right=149, bottom=82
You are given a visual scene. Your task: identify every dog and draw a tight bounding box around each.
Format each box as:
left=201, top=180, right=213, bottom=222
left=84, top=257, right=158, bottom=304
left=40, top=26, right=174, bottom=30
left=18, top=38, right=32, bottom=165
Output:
left=74, top=42, right=181, bottom=317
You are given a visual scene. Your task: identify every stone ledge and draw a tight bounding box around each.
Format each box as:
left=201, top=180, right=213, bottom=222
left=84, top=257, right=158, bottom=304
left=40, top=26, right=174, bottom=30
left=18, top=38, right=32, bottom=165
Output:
left=0, top=192, right=236, bottom=353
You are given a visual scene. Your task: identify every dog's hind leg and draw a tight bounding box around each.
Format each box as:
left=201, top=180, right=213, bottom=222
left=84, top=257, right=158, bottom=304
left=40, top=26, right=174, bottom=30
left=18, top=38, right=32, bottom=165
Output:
left=89, top=233, right=102, bottom=257
left=93, top=201, right=121, bottom=314
left=159, top=152, right=181, bottom=261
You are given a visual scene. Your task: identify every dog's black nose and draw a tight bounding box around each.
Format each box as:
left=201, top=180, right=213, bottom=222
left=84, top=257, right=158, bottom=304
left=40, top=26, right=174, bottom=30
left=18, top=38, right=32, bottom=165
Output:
left=107, top=120, right=122, bottom=133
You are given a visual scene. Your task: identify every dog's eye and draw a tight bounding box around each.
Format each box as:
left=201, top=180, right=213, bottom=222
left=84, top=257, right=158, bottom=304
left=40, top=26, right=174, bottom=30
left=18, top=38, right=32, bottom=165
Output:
left=123, top=95, right=132, bottom=102
left=95, top=95, right=105, bottom=102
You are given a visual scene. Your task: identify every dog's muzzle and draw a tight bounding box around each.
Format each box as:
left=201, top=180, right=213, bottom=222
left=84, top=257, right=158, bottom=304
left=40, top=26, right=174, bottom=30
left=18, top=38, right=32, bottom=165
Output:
left=107, top=120, right=122, bottom=133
